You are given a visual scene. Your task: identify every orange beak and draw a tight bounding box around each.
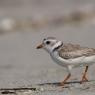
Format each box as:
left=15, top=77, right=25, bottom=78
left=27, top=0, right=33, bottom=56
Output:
left=36, top=44, right=43, bottom=49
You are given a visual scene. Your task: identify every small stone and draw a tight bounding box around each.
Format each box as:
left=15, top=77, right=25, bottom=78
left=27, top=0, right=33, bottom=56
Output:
left=40, top=87, right=44, bottom=92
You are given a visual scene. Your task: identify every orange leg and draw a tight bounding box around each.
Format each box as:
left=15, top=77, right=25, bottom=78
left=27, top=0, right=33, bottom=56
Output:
left=80, top=66, right=88, bottom=84
left=60, top=73, right=71, bottom=86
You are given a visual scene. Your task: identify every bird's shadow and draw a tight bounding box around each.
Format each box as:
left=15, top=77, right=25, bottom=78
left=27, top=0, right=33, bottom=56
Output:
left=38, top=80, right=95, bottom=86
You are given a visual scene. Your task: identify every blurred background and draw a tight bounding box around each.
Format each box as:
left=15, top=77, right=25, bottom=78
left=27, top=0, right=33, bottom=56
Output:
left=0, top=0, right=95, bottom=88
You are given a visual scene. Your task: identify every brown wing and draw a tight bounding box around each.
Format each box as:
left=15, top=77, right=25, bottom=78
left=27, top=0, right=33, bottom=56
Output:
left=59, top=43, right=95, bottom=59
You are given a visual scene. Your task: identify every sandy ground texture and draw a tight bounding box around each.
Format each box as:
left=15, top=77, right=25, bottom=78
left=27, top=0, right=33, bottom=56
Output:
left=0, top=0, right=95, bottom=95
left=1, top=81, right=95, bottom=95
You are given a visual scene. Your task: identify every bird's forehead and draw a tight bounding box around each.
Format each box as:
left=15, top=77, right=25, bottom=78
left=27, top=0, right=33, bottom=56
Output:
left=43, top=37, right=56, bottom=41
left=43, top=39, right=56, bottom=43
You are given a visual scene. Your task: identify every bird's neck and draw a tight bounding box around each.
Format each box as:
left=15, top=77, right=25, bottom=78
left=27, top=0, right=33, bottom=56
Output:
left=52, top=41, right=63, bottom=52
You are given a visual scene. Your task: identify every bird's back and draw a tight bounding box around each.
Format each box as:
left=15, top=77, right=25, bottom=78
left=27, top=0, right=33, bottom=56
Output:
left=58, top=43, right=95, bottom=59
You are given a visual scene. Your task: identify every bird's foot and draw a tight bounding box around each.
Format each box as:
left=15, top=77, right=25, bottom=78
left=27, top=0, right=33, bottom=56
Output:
left=59, top=82, right=67, bottom=88
left=80, top=76, right=88, bottom=84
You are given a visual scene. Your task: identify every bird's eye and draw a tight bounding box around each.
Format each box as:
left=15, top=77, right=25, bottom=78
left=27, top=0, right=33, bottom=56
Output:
left=46, top=41, right=50, bottom=45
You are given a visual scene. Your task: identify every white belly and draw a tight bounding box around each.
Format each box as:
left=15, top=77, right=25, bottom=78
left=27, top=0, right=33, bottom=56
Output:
left=50, top=51, right=95, bottom=68
left=69, top=55, right=95, bottom=67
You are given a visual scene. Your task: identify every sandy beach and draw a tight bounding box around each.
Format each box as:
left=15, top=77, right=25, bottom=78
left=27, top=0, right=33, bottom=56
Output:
left=0, top=0, right=95, bottom=95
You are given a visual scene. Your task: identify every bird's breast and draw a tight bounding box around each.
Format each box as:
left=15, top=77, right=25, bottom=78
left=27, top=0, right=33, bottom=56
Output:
left=50, top=51, right=68, bottom=67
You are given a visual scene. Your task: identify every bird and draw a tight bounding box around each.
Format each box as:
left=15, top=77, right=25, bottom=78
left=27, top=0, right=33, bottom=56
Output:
left=36, top=37, right=95, bottom=86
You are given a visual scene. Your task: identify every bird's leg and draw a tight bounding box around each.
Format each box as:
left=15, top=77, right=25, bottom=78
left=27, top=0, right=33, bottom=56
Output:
left=80, top=66, right=88, bottom=84
left=60, top=73, right=71, bottom=86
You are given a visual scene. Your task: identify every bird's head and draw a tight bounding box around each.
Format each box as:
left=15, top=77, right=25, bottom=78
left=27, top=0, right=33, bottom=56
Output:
left=36, top=37, right=63, bottom=53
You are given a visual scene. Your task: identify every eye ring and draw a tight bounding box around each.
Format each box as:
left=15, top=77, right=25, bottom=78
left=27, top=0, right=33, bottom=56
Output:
left=46, top=41, right=50, bottom=45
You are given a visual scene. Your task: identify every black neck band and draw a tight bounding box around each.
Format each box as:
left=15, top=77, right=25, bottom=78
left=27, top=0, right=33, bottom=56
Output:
left=53, top=42, right=63, bottom=52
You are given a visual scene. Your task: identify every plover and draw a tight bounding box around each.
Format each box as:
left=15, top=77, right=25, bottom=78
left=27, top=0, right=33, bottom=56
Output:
left=36, top=37, right=95, bottom=86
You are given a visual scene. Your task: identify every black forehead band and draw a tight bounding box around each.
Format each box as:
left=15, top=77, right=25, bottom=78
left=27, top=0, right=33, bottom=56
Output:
left=43, top=38, right=46, bottom=41
left=43, top=37, right=56, bottom=41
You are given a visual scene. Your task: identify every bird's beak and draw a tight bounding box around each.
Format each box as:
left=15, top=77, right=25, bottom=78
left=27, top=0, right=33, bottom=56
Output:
left=36, top=43, right=43, bottom=49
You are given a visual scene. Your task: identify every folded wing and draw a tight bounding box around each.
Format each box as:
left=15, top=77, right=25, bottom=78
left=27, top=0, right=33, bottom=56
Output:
left=59, top=43, right=95, bottom=59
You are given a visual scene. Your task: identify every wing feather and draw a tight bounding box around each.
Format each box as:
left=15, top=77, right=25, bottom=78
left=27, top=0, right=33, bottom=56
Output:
left=59, top=43, right=95, bottom=59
